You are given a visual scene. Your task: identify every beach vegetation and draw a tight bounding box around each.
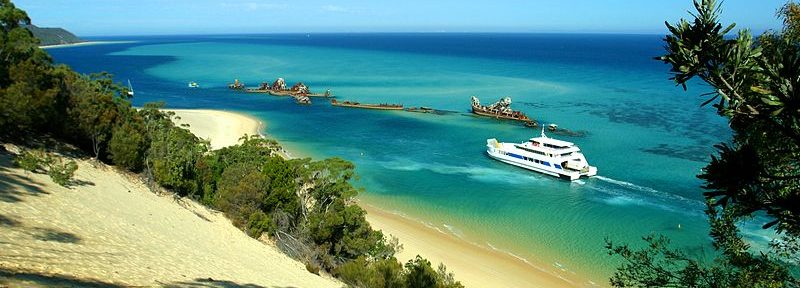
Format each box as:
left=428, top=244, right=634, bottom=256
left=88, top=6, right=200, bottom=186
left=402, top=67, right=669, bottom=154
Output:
left=608, top=0, right=800, bottom=286
left=14, top=148, right=77, bottom=187
left=47, top=157, right=78, bottom=186
left=14, top=148, right=50, bottom=173
left=140, top=105, right=208, bottom=196
left=108, top=121, right=147, bottom=171
left=335, top=255, right=463, bottom=288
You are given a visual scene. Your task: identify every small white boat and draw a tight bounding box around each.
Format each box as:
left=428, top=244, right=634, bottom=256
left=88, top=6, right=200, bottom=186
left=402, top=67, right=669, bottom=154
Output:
left=188, top=81, right=199, bottom=88
left=486, top=129, right=597, bottom=180
left=127, top=79, right=134, bottom=97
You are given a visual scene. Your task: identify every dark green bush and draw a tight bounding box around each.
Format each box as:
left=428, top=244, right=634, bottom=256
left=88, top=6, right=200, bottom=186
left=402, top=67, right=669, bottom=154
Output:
left=108, top=121, right=146, bottom=171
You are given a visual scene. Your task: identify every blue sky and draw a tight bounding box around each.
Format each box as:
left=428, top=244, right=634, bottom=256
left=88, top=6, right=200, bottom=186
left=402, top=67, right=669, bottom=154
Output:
left=15, top=0, right=788, bottom=36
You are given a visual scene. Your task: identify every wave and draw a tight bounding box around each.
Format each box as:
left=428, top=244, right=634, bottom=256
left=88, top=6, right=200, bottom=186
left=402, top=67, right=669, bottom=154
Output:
left=442, top=224, right=465, bottom=239
left=484, top=242, right=577, bottom=285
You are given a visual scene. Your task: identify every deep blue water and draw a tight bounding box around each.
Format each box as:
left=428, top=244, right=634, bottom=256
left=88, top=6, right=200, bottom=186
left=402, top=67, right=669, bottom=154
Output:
left=48, top=33, right=743, bottom=285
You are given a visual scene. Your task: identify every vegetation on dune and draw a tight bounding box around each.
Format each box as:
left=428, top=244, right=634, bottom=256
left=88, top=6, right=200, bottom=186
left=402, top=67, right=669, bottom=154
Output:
left=14, top=148, right=77, bottom=187
left=607, top=0, right=800, bottom=287
left=0, top=0, right=462, bottom=286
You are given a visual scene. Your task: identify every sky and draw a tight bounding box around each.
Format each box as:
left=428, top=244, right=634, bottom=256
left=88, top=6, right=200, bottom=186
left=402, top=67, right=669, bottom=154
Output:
left=14, top=0, right=788, bottom=36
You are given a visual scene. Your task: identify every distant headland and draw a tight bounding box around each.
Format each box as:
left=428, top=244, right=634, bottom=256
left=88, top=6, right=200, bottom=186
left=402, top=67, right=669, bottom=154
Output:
left=23, top=24, right=83, bottom=46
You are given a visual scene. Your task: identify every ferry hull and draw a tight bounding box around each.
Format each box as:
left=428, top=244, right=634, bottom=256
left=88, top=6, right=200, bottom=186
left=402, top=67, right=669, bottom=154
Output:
left=486, top=145, right=596, bottom=181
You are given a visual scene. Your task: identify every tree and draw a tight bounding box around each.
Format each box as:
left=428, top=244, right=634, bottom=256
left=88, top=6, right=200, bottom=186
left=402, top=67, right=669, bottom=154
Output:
left=108, top=121, right=146, bottom=171
left=608, top=1, right=800, bottom=287
left=0, top=0, right=51, bottom=86
left=64, top=73, right=120, bottom=158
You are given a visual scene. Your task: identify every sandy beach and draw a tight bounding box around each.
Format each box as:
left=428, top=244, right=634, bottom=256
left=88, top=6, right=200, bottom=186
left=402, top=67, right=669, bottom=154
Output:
left=169, top=109, right=591, bottom=287
left=167, top=109, right=263, bottom=150
left=39, top=41, right=135, bottom=49
left=361, top=204, right=584, bottom=288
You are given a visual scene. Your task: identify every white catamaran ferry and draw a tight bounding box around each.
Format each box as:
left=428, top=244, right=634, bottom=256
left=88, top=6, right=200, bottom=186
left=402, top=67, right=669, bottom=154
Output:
left=486, top=129, right=597, bottom=180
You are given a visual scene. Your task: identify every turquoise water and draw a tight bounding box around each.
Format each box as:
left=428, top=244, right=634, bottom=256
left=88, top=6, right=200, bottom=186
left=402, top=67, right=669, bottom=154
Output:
left=49, top=34, right=739, bottom=285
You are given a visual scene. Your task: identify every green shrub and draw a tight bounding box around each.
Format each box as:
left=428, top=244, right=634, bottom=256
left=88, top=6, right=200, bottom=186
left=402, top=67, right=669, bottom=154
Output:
left=336, top=256, right=404, bottom=288
left=246, top=211, right=272, bottom=237
left=14, top=149, right=51, bottom=172
left=404, top=256, right=438, bottom=288
left=108, top=122, right=146, bottom=171
left=47, top=157, right=78, bottom=187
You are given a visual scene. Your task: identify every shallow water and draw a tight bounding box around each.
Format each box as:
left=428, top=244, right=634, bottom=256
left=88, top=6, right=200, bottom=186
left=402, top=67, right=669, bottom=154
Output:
left=50, top=33, right=733, bottom=284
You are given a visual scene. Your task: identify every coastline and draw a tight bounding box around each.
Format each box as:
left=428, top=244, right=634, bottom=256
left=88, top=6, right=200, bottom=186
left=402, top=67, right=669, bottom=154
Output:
left=174, top=108, right=595, bottom=287
left=361, top=203, right=588, bottom=288
left=167, top=109, right=264, bottom=150
left=39, top=41, right=135, bottom=49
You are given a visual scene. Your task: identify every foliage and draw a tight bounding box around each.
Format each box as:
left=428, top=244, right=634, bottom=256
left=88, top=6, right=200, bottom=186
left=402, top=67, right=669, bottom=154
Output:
left=47, top=157, right=78, bottom=187
left=608, top=1, right=800, bottom=287
left=14, top=148, right=77, bottom=187
left=335, top=255, right=463, bottom=288
left=14, top=148, right=50, bottom=172
left=404, top=256, right=438, bottom=288
left=65, top=73, right=121, bottom=158
left=336, top=256, right=405, bottom=288
left=108, top=121, right=147, bottom=171
left=141, top=105, right=208, bottom=196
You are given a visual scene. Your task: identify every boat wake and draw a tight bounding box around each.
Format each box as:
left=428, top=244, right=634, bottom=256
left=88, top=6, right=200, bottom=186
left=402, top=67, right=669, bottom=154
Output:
left=588, top=176, right=705, bottom=216
left=378, top=158, right=544, bottom=185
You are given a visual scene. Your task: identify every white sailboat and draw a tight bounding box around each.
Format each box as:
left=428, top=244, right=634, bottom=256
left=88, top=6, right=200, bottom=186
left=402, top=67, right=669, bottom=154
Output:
left=127, top=79, right=135, bottom=97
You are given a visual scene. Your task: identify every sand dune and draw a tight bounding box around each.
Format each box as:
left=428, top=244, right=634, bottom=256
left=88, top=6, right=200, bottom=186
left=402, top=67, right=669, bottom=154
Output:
left=0, top=145, right=340, bottom=287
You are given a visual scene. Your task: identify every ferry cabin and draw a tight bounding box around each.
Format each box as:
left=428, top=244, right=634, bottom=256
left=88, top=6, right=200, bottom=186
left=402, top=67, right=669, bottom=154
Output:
left=486, top=135, right=597, bottom=180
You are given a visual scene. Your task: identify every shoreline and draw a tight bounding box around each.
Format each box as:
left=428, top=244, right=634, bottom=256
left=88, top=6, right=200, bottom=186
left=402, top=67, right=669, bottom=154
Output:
left=361, top=202, right=591, bottom=288
left=173, top=108, right=598, bottom=287
left=39, top=40, right=136, bottom=49
left=168, top=109, right=299, bottom=159
left=167, top=109, right=264, bottom=150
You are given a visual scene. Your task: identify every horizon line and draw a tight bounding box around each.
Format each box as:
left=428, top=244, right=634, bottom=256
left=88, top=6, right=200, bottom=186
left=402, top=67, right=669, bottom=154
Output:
left=78, top=30, right=732, bottom=38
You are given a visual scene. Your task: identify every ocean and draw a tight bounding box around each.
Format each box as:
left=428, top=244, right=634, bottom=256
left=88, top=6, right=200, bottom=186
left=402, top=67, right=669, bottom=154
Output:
left=48, top=33, right=744, bottom=285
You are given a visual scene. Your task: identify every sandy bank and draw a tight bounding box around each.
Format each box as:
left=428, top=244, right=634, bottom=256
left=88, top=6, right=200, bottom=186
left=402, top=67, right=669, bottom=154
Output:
left=361, top=204, right=585, bottom=288
left=167, top=109, right=263, bottom=150
left=0, top=146, right=340, bottom=287
left=39, top=41, right=135, bottom=49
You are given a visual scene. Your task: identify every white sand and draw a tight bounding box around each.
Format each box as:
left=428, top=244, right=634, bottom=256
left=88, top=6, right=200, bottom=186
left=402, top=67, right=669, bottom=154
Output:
left=0, top=146, right=339, bottom=287
left=167, top=109, right=263, bottom=150
left=39, top=41, right=135, bottom=49
left=362, top=204, right=588, bottom=288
